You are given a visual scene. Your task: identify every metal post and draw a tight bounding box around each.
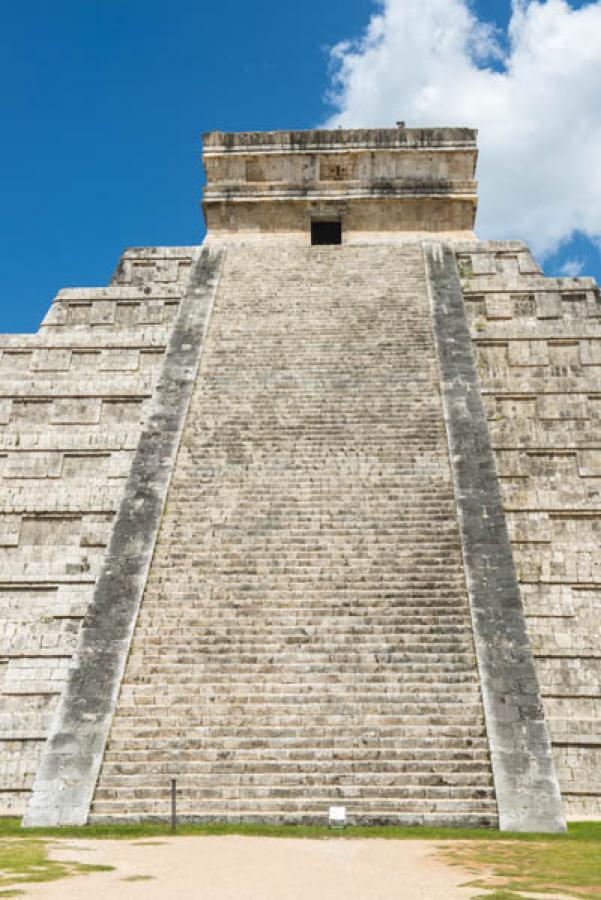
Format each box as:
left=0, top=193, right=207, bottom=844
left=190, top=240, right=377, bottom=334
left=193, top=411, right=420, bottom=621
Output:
left=171, top=778, right=177, bottom=832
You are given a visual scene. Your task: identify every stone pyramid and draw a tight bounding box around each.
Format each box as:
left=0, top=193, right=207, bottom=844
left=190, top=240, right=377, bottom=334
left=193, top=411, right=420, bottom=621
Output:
left=2, top=126, right=599, bottom=832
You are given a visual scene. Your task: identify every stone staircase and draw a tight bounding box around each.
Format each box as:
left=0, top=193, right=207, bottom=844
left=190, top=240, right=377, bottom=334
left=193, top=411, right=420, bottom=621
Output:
left=91, top=242, right=497, bottom=825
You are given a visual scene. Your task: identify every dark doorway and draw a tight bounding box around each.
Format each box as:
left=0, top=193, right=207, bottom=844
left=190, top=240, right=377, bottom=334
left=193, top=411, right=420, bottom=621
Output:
left=311, top=220, right=342, bottom=245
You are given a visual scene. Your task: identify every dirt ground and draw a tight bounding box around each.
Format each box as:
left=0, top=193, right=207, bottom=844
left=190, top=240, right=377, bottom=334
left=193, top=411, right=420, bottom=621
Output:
left=16, top=836, right=477, bottom=900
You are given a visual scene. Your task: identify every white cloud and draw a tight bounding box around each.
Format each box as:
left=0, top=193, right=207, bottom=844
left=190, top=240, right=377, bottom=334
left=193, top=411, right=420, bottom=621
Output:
left=559, top=257, right=585, bottom=276
left=324, top=0, right=601, bottom=258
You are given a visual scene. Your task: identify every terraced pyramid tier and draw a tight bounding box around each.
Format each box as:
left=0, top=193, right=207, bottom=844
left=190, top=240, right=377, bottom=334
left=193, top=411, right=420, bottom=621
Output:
left=92, top=242, right=497, bottom=826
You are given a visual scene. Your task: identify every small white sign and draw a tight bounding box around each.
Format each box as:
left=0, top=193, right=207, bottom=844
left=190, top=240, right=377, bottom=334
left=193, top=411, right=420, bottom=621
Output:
left=329, top=806, right=347, bottom=827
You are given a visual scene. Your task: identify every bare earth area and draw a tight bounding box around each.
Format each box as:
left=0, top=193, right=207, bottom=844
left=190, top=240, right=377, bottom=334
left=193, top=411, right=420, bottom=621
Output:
left=17, top=836, right=476, bottom=900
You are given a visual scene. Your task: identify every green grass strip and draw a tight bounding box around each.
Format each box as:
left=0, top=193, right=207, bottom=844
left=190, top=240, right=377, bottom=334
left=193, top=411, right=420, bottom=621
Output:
left=1, top=817, right=600, bottom=842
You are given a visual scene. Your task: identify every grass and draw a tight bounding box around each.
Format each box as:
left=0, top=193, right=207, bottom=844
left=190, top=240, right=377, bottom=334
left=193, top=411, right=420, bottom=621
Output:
left=1, top=817, right=601, bottom=843
left=0, top=836, right=112, bottom=893
left=440, top=829, right=601, bottom=898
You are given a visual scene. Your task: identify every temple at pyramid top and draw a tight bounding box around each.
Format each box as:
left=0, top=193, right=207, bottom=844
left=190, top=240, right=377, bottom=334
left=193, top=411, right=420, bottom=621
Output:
left=202, top=125, right=478, bottom=241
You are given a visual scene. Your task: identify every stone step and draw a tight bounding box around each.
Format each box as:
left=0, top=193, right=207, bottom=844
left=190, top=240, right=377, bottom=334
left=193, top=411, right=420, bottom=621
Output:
left=137, top=593, right=468, bottom=604
left=94, top=784, right=495, bottom=803
left=106, top=727, right=488, bottom=745
left=89, top=811, right=498, bottom=828
left=111, top=688, right=484, bottom=703
left=111, top=699, right=484, bottom=715
left=133, top=620, right=473, bottom=632
left=122, top=678, right=482, bottom=693
left=103, top=727, right=491, bottom=744
left=125, top=655, right=478, bottom=668
left=124, top=665, right=482, bottom=679
left=103, top=739, right=491, bottom=756
left=128, top=640, right=475, bottom=654
left=102, top=743, right=491, bottom=759
left=108, top=715, right=486, bottom=733
left=91, top=797, right=499, bottom=815
left=100, top=756, right=492, bottom=773
left=96, top=764, right=494, bottom=782
left=133, top=615, right=473, bottom=626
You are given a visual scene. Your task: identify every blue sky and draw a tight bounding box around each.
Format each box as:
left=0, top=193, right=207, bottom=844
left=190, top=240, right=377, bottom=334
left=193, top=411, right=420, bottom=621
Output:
left=1, top=0, right=599, bottom=333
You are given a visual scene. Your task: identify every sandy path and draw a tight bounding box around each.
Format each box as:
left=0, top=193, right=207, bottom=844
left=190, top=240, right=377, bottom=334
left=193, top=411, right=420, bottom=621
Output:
left=16, top=836, right=476, bottom=900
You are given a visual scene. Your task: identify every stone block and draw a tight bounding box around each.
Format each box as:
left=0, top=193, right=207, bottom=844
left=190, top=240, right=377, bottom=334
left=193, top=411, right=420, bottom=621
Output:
left=536, top=292, right=563, bottom=319
left=508, top=340, right=548, bottom=367
left=32, top=350, right=72, bottom=371
left=51, top=399, right=102, bottom=425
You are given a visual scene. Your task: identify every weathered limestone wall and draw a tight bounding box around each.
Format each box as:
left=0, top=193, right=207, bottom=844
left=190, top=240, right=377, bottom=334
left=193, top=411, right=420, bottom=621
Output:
left=204, top=145, right=475, bottom=185
left=204, top=198, right=476, bottom=242
left=202, top=127, right=478, bottom=239
left=0, top=247, right=195, bottom=816
left=456, top=241, right=601, bottom=818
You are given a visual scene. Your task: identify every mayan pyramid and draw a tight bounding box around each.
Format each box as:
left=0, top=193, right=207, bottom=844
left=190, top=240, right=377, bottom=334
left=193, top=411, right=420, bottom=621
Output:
left=1, top=126, right=599, bottom=832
